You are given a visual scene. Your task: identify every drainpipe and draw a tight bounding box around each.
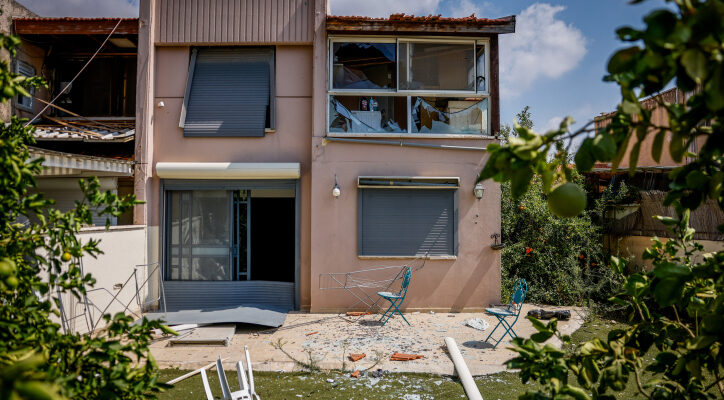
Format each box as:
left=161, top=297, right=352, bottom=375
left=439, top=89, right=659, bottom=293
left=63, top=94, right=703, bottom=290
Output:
left=322, top=137, right=488, bottom=151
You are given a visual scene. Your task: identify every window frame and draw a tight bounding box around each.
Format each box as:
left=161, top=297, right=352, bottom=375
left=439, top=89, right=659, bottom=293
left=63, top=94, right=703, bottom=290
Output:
left=15, top=60, right=35, bottom=111
left=356, top=177, right=459, bottom=258
left=179, top=46, right=276, bottom=136
left=327, top=36, right=491, bottom=139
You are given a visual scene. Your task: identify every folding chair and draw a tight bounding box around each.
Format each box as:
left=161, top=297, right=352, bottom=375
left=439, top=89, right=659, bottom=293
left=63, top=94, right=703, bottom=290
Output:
left=216, top=357, right=252, bottom=400
left=484, top=278, right=528, bottom=348
left=200, top=368, right=214, bottom=400
left=377, top=266, right=412, bottom=326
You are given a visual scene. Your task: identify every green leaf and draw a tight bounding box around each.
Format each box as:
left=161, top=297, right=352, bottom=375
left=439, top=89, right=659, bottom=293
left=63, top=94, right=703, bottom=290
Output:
left=653, top=277, right=685, bottom=307
left=651, top=129, right=665, bottom=163
left=681, top=48, right=707, bottom=83
left=608, top=47, right=641, bottom=74
left=575, top=139, right=595, bottom=172
left=510, top=167, right=534, bottom=198
left=591, top=133, right=617, bottom=161
left=652, top=262, right=691, bottom=279
left=628, top=141, right=641, bottom=175
left=531, top=331, right=554, bottom=343
left=686, top=335, right=715, bottom=350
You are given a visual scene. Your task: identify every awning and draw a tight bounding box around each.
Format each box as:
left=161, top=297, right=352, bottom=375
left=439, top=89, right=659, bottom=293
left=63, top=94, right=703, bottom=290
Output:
left=155, top=162, right=300, bottom=179
left=29, top=147, right=133, bottom=177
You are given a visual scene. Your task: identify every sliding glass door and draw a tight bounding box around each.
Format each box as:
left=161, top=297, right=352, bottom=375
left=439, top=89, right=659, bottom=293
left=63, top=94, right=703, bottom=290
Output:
left=167, top=190, right=232, bottom=280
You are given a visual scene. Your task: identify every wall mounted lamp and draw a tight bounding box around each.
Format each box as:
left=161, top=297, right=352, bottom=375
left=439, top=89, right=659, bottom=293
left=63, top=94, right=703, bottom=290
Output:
left=332, top=174, right=341, bottom=198
left=473, top=183, right=485, bottom=199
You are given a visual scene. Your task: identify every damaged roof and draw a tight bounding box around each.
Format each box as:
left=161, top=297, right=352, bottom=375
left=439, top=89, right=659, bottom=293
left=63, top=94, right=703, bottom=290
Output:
left=33, top=119, right=135, bottom=143
left=14, top=17, right=138, bottom=35
left=327, top=13, right=516, bottom=35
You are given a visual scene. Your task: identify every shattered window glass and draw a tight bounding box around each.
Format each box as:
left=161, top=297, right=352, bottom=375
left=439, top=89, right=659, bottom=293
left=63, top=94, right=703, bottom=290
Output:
left=411, top=97, right=488, bottom=135
left=332, top=42, right=396, bottom=90
left=329, top=95, right=407, bottom=133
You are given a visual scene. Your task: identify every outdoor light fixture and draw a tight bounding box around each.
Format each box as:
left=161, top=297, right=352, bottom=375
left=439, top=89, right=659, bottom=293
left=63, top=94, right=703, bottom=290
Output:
left=473, top=183, right=485, bottom=199
left=332, top=174, right=341, bottom=198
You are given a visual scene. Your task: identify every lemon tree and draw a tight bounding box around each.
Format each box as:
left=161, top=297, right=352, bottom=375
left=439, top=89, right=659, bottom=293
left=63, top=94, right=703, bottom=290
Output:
left=0, top=31, right=173, bottom=399
left=479, top=1, right=724, bottom=399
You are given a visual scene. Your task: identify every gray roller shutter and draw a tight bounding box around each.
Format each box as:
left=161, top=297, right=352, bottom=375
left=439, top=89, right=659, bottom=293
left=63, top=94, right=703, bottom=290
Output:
left=183, top=47, right=273, bottom=137
left=358, top=189, right=457, bottom=256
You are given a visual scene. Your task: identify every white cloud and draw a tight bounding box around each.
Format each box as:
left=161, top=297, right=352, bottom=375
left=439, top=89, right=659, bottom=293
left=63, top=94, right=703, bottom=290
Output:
left=330, top=0, right=440, bottom=17
left=18, top=0, right=138, bottom=17
left=500, top=3, right=586, bottom=97
left=544, top=116, right=564, bottom=132
left=447, top=0, right=493, bottom=18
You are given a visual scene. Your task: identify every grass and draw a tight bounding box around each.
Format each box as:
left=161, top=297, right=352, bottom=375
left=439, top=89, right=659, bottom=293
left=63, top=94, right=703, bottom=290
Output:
left=157, top=316, right=641, bottom=400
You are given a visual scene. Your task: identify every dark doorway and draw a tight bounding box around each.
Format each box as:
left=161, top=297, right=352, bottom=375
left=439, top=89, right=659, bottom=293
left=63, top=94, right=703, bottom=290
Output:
left=250, top=196, right=295, bottom=282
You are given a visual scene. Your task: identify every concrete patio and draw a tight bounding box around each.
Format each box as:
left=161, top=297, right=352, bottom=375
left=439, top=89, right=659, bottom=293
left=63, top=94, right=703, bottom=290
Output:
left=151, top=304, right=586, bottom=376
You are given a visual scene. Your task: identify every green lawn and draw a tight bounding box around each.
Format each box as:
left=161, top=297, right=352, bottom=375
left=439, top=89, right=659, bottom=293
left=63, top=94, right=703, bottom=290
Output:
left=158, top=317, right=643, bottom=400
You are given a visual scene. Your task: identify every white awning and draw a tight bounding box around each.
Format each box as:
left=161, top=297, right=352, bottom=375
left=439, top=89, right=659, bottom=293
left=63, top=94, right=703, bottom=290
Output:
left=155, top=162, right=300, bottom=179
left=29, top=147, right=134, bottom=177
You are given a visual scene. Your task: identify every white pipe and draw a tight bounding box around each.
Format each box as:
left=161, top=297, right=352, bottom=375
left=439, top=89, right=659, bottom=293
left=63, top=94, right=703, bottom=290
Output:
left=165, top=358, right=227, bottom=385
left=445, top=337, right=483, bottom=400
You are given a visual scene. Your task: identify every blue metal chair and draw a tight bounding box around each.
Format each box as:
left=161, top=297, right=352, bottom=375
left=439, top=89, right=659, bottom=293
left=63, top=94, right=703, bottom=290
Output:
left=485, top=279, right=528, bottom=348
left=377, top=266, right=412, bottom=326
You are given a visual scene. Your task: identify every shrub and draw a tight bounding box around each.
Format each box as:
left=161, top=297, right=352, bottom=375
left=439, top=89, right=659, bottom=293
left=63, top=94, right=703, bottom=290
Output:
left=501, top=176, right=622, bottom=311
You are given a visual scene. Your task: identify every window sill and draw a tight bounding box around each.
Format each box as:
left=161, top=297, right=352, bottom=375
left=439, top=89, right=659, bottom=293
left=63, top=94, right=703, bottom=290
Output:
left=327, top=132, right=498, bottom=140
left=358, top=255, right=457, bottom=261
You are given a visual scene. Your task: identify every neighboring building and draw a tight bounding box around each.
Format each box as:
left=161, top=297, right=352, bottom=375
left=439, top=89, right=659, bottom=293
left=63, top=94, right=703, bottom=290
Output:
left=12, top=17, right=139, bottom=226
left=5, top=15, right=147, bottom=332
left=0, top=0, right=36, bottom=121
left=588, top=88, right=723, bottom=267
left=136, top=0, right=513, bottom=315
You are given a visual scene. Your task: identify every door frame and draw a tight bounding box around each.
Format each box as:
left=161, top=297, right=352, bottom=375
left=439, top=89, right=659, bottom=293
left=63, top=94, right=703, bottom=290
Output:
left=160, top=179, right=301, bottom=309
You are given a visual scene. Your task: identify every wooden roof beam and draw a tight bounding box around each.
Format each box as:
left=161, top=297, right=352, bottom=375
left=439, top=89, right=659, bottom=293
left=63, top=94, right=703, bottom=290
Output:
left=14, top=18, right=138, bottom=35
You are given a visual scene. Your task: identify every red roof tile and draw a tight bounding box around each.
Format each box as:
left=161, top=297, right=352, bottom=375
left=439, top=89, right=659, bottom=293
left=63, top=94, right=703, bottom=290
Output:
left=328, top=13, right=513, bottom=25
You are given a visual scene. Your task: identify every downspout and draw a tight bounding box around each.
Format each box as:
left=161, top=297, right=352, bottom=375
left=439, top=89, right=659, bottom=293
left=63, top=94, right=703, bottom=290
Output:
left=322, top=137, right=488, bottom=151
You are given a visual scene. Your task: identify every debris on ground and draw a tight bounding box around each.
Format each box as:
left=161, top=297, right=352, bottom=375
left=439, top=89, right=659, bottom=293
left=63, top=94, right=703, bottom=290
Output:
left=527, top=309, right=571, bottom=320
left=370, top=369, right=389, bottom=378
left=350, top=369, right=360, bottom=378
left=345, top=311, right=372, bottom=317
left=305, top=331, right=318, bottom=336
left=463, top=318, right=490, bottom=331
left=390, top=353, right=425, bottom=361
left=349, top=353, right=366, bottom=362
left=326, top=378, right=335, bottom=383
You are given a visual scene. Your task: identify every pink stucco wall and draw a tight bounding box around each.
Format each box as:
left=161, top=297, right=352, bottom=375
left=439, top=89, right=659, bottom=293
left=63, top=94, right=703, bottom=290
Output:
left=308, top=139, right=502, bottom=312
left=150, top=45, right=314, bottom=308
left=141, top=0, right=502, bottom=312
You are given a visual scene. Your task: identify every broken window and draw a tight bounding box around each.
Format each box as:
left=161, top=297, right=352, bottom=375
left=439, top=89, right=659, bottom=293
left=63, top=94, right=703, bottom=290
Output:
left=328, top=38, right=490, bottom=136
left=181, top=47, right=275, bottom=137
left=332, top=42, right=396, bottom=90
left=399, top=42, right=475, bottom=91
left=411, top=97, right=489, bottom=135
left=329, top=95, right=407, bottom=133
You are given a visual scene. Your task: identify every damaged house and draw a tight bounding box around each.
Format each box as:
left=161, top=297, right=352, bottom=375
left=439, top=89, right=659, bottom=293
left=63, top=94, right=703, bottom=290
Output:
left=12, top=16, right=138, bottom=226
left=135, top=0, right=514, bottom=321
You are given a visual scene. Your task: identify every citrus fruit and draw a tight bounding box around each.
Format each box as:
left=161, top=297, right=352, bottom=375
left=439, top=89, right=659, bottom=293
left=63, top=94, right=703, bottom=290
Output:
left=0, top=259, right=14, bottom=277
left=61, top=252, right=72, bottom=262
left=5, top=276, right=18, bottom=288
left=547, top=182, right=587, bottom=218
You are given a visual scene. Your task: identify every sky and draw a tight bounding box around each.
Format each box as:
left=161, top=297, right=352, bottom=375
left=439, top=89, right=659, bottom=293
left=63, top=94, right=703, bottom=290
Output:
left=17, top=0, right=667, bottom=135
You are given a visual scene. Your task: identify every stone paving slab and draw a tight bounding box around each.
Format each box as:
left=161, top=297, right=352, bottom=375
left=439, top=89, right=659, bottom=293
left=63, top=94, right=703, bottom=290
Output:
left=151, top=304, right=586, bottom=376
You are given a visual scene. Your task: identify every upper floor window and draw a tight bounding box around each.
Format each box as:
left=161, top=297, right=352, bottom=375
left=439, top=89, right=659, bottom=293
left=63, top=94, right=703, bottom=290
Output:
left=328, top=38, right=489, bottom=137
left=180, top=47, right=275, bottom=137
left=15, top=60, right=35, bottom=111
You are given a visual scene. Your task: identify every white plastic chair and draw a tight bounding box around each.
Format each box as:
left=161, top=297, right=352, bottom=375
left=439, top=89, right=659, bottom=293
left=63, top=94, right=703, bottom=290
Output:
left=200, top=368, right=214, bottom=400
left=215, top=350, right=259, bottom=400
